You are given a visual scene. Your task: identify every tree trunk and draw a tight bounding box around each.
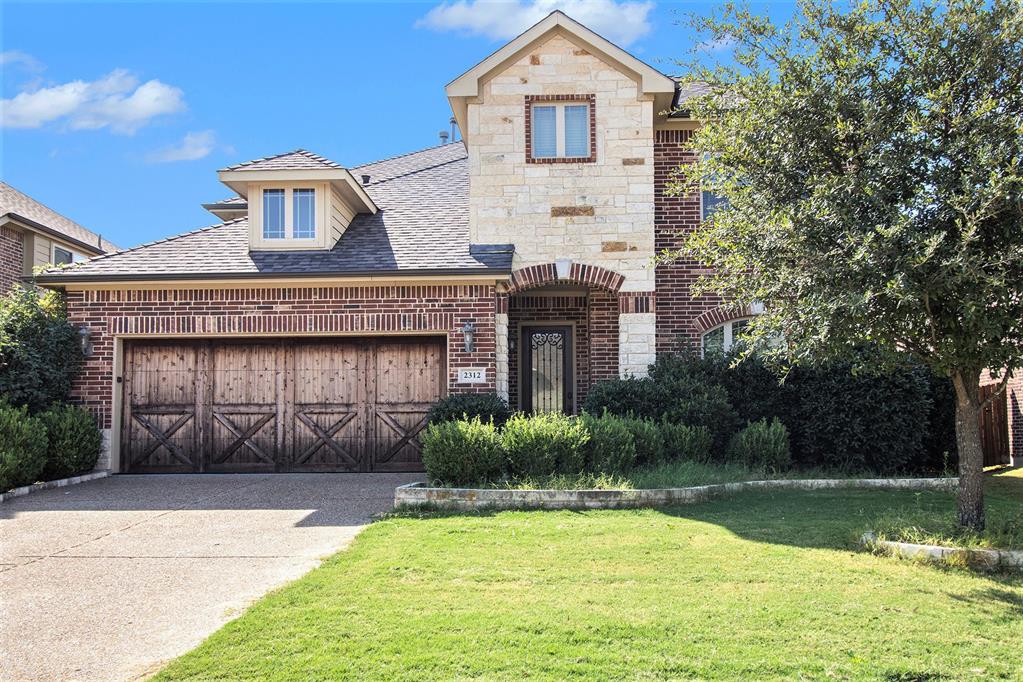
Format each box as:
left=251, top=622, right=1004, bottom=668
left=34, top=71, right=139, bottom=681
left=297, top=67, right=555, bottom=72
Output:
left=951, top=369, right=985, bottom=532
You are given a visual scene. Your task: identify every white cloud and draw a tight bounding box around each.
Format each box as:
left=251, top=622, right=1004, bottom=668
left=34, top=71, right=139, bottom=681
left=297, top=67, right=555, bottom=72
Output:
left=417, top=0, right=654, bottom=46
left=0, top=50, right=44, bottom=72
left=146, top=130, right=217, bottom=163
left=1, top=68, right=185, bottom=134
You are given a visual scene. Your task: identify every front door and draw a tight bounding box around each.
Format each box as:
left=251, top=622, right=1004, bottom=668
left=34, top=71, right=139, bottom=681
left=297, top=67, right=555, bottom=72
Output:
left=521, top=326, right=573, bottom=413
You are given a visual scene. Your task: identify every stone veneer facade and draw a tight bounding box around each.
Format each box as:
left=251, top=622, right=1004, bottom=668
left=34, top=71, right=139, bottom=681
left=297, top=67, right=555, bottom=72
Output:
left=466, top=33, right=656, bottom=293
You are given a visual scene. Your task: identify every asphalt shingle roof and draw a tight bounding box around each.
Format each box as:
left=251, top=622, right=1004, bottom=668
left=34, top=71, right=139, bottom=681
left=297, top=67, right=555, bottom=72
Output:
left=0, top=182, right=118, bottom=253
left=39, top=143, right=512, bottom=281
left=219, top=149, right=343, bottom=172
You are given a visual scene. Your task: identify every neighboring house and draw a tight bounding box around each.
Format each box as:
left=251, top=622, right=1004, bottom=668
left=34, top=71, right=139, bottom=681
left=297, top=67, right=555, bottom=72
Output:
left=1, top=182, right=117, bottom=289
left=40, top=11, right=1012, bottom=474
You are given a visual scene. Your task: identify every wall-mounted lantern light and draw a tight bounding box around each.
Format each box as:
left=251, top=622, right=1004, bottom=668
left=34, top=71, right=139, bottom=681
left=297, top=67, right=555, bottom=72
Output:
left=78, top=326, right=93, bottom=358
left=461, top=321, right=476, bottom=353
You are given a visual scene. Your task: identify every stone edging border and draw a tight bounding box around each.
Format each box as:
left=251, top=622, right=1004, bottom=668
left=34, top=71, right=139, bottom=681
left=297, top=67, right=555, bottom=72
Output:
left=394, top=477, right=958, bottom=511
left=861, top=531, right=1023, bottom=571
left=0, top=470, right=110, bottom=504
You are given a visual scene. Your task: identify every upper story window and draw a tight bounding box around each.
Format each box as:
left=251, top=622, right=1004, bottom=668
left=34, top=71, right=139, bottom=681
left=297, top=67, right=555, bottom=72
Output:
left=261, top=187, right=316, bottom=240
left=52, top=246, right=74, bottom=265
left=702, top=318, right=750, bottom=356
left=701, top=152, right=729, bottom=221
left=526, top=95, right=595, bottom=163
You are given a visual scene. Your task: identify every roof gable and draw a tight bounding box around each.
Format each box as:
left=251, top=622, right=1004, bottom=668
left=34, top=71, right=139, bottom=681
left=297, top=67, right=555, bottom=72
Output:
left=219, top=149, right=342, bottom=172
left=0, top=182, right=117, bottom=254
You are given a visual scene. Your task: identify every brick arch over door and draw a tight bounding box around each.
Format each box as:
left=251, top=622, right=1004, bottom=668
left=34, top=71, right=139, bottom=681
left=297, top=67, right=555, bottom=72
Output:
left=507, top=262, right=626, bottom=295
left=691, top=304, right=760, bottom=335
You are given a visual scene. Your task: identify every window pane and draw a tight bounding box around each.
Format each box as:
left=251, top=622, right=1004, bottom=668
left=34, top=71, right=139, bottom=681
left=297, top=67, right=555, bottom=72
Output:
left=702, top=189, right=729, bottom=221
left=564, top=105, right=589, bottom=157
left=702, top=325, right=725, bottom=356
left=263, top=189, right=285, bottom=239
left=532, top=105, right=557, bottom=158
left=293, top=188, right=316, bottom=239
left=53, top=247, right=73, bottom=265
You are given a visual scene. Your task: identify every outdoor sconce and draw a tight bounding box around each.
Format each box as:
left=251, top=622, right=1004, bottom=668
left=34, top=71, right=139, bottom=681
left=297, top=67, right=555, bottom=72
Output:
left=461, top=321, right=477, bottom=353
left=78, top=326, right=93, bottom=358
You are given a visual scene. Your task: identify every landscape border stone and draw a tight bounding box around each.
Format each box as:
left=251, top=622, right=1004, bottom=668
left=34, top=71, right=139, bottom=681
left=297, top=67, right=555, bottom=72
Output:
left=394, top=476, right=959, bottom=511
left=861, top=531, right=1023, bottom=571
left=0, top=470, right=110, bottom=503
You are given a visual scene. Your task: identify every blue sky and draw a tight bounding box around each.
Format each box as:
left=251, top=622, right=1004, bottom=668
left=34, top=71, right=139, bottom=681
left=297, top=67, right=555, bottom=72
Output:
left=2, top=1, right=790, bottom=249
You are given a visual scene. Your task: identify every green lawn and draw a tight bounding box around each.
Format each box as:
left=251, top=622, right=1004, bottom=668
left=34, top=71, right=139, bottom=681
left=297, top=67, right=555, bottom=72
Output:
left=157, top=469, right=1023, bottom=681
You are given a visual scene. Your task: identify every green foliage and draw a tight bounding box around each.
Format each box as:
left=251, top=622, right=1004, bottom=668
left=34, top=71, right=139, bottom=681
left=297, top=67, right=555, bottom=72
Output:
left=427, top=392, right=512, bottom=427
left=0, top=286, right=83, bottom=413
left=421, top=417, right=505, bottom=487
left=502, top=412, right=589, bottom=477
left=581, top=412, right=637, bottom=474
left=0, top=403, right=48, bottom=491
left=38, top=403, right=103, bottom=480
left=659, top=420, right=713, bottom=463
left=726, top=418, right=792, bottom=471
left=621, top=416, right=665, bottom=466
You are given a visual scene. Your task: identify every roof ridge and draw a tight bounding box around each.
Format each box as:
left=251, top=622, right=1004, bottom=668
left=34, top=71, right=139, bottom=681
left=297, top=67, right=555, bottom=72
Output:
left=55, top=217, right=246, bottom=269
left=219, top=149, right=340, bottom=172
left=351, top=141, right=463, bottom=172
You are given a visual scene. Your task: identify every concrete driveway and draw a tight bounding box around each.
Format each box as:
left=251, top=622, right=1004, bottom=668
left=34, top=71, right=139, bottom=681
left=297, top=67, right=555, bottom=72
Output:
left=0, top=473, right=419, bottom=681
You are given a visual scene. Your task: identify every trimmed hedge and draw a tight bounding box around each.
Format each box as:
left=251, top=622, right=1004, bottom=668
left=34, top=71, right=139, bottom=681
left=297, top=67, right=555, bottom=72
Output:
left=503, top=412, right=589, bottom=476
left=39, top=403, right=103, bottom=480
left=660, top=421, right=713, bottom=462
left=582, top=412, right=637, bottom=474
left=421, top=417, right=504, bottom=487
left=427, top=392, right=512, bottom=427
left=0, top=403, right=48, bottom=491
left=727, top=418, right=791, bottom=471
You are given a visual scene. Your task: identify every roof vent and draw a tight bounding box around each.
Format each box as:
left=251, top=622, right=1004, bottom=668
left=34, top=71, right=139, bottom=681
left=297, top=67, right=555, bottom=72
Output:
left=450, top=116, right=459, bottom=142
left=361, top=174, right=371, bottom=185
left=439, top=130, right=449, bottom=144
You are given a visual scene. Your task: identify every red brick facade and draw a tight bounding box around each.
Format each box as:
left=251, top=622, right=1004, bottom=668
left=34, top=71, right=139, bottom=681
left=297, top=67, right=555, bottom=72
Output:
left=981, top=370, right=1023, bottom=466
left=653, top=129, right=733, bottom=353
left=0, top=225, right=24, bottom=291
left=506, top=291, right=618, bottom=410
left=65, top=284, right=499, bottom=429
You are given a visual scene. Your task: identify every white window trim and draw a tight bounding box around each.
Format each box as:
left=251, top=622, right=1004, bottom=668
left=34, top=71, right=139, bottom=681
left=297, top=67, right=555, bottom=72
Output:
left=249, top=182, right=327, bottom=250
left=701, top=317, right=752, bottom=356
left=531, top=102, right=590, bottom=159
left=52, top=244, right=75, bottom=265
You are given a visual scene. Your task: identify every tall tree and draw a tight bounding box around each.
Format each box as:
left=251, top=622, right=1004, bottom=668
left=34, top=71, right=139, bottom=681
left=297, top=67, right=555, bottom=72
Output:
left=669, top=0, right=1023, bottom=530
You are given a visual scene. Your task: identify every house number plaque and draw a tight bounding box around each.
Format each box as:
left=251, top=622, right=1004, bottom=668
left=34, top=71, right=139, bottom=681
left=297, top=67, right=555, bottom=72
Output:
left=457, top=368, right=487, bottom=384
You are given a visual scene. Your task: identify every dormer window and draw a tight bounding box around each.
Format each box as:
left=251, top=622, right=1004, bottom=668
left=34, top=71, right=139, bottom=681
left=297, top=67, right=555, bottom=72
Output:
left=525, top=95, right=596, bottom=163
left=260, top=187, right=316, bottom=240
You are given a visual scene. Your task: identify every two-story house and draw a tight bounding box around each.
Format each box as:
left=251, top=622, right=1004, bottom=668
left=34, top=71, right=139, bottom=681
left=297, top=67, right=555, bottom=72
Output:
left=1, top=182, right=117, bottom=290
left=36, top=12, right=770, bottom=473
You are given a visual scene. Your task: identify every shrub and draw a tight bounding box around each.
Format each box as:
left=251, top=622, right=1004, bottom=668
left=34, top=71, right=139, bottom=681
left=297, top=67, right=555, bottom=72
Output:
left=427, top=392, right=512, bottom=427
left=581, top=412, right=636, bottom=474
left=660, top=420, right=713, bottom=462
left=787, top=360, right=931, bottom=472
left=0, top=286, right=83, bottom=413
left=622, top=416, right=665, bottom=466
left=0, top=403, right=48, bottom=491
left=582, top=376, right=662, bottom=419
left=503, top=412, right=589, bottom=476
left=420, top=417, right=505, bottom=486
left=726, top=418, right=792, bottom=471
left=39, top=403, right=103, bottom=480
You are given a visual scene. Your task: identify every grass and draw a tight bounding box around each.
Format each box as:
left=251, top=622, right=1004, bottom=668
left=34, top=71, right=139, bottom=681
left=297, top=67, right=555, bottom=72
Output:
left=873, top=467, right=1023, bottom=550
left=156, top=469, right=1023, bottom=681
left=474, top=459, right=948, bottom=490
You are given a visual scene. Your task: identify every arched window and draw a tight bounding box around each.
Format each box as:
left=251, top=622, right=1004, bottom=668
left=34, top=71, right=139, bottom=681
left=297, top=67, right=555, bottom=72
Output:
left=701, top=318, right=751, bottom=356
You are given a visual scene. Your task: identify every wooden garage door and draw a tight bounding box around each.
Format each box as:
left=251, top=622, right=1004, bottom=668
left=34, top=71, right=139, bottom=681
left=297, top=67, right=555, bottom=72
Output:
left=121, top=337, right=445, bottom=473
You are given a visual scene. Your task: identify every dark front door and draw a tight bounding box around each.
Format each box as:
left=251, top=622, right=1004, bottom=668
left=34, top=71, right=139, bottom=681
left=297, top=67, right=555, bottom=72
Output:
left=522, top=326, right=573, bottom=413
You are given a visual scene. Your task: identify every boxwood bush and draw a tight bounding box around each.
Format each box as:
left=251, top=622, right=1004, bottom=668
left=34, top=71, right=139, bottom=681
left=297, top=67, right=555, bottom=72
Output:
left=660, top=421, right=713, bottom=462
left=581, top=412, right=636, bottom=474
left=421, top=417, right=505, bottom=486
left=39, top=403, right=103, bottom=480
left=726, top=418, right=792, bottom=471
left=427, top=392, right=512, bottom=427
left=503, top=412, right=589, bottom=476
left=0, top=403, right=48, bottom=491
